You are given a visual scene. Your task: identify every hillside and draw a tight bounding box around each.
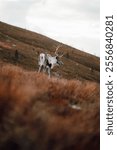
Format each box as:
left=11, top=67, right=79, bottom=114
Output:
left=0, top=21, right=100, bottom=82
left=0, top=22, right=100, bottom=150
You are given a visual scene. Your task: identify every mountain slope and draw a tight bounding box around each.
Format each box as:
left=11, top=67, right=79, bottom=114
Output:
left=0, top=21, right=100, bottom=82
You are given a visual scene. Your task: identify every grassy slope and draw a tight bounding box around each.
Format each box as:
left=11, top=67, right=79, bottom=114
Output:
left=0, top=22, right=100, bottom=150
left=0, top=21, right=100, bottom=82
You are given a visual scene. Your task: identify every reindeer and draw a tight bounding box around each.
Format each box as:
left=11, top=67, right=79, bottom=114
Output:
left=38, top=45, right=64, bottom=77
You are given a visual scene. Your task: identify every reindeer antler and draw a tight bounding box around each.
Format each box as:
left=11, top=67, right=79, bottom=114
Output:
left=55, top=44, right=64, bottom=57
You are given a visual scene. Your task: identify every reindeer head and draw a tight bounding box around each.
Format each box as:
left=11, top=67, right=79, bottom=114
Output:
left=54, top=44, right=64, bottom=65
left=46, top=44, right=64, bottom=69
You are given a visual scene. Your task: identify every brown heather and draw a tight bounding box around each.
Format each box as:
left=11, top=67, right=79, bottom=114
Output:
left=0, top=64, right=99, bottom=150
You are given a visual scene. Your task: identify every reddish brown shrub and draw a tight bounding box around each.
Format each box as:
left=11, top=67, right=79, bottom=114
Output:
left=0, top=64, right=100, bottom=150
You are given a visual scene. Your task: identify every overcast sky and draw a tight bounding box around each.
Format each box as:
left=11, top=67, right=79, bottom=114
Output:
left=0, top=0, right=100, bottom=56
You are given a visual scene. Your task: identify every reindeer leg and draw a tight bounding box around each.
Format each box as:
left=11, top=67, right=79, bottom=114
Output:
left=38, top=66, right=42, bottom=72
left=47, top=67, right=51, bottom=78
left=43, top=66, right=46, bottom=73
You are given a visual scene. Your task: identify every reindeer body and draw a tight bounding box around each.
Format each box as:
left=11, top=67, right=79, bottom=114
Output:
left=47, top=54, right=59, bottom=69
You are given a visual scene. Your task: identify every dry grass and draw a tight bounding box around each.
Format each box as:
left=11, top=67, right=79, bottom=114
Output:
left=0, top=64, right=99, bottom=150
